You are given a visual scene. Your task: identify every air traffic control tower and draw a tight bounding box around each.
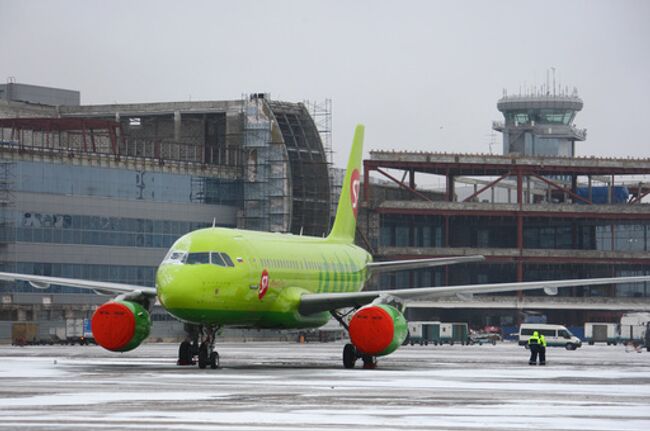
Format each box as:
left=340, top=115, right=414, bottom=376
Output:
left=492, top=87, right=586, bottom=157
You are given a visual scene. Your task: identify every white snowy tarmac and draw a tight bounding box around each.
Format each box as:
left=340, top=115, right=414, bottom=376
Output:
left=0, top=342, right=649, bottom=430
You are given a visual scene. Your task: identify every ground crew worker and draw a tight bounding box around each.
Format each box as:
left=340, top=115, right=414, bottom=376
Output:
left=528, top=330, right=540, bottom=365
left=538, top=333, right=547, bottom=365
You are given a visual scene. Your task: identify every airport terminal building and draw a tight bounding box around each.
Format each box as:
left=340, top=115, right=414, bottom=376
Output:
left=0, top=83, right=331, bottom=340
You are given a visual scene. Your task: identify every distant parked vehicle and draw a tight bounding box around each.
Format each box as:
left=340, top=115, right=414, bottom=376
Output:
left=584, top=322, right=619, bottom=345
left=405, top=321, right=440, bottom=345
left=518, top=323, right=582, bottom=350
left=404, top=321, right=469, bottom=346
left=439, top=322, right=469, bottom=345
left=620, top=313, right=650, bottom=352
left=468, top=330, right=501, bottom=345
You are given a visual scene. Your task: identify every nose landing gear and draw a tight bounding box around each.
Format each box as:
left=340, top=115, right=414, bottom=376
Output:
left=198, top=325, right=220, bottom=369
left=177, top=324, right=220, bottom=369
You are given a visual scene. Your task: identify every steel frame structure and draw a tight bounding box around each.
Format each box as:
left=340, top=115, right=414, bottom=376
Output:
left=0, top=117, right=125, bottom=157
left=363, top=152, right=650, bottom=298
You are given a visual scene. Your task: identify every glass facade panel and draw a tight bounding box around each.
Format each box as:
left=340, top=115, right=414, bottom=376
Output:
left=616, top=269, right=649, bottom=297
left=14, top=161, right=242, bottom=206
left=380, top=215, right=444, bottom=248
left=11, top=211, right=216, bottom=248
left=395, top=226, right=410, bottom=247
left=614, top=225, right=646, bottom=252
left=381, top=214, right=650, bottom=252
left=0, top=262, right=156, bottom=294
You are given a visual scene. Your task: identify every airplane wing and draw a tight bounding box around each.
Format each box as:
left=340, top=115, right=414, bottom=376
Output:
left=366, top=255, right=485, bottom=274
left=297, top=275, right=650, bottom=315
left=0, top=272, right=157, bottom=297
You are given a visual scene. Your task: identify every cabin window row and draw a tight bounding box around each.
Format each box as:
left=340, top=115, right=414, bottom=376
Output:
left=259, top=258, right=357, bottom=272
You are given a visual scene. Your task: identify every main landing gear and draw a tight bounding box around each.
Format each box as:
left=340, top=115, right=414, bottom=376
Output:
left=177, top=324, right=220, bottom=369
left=332, top=310, right=377, bottom=369
left=342, top=343, right=377, bottom=369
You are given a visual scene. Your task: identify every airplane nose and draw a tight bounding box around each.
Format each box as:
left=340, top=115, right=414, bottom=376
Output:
left=156, top=265, right=184, bottom=310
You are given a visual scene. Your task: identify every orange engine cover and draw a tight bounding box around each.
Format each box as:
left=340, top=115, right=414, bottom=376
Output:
left=92, top=302, right=136, bottom=351
left=349, top=305, right=395, bottom=356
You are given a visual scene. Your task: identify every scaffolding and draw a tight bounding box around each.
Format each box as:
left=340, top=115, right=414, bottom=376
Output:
left=304, top=99, right=336, bottom=225
left=304, top=99, right=333, bottom=164
left=240, top=95, right=291, bottom=233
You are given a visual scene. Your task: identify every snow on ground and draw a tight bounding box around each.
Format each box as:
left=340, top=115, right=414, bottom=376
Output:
left=0, top=342, right=649, bottom=430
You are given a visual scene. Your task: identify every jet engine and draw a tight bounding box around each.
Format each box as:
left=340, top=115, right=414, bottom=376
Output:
left=348, top=304, right=408, bottom=357
left=91, top=301, right=151, bottom=352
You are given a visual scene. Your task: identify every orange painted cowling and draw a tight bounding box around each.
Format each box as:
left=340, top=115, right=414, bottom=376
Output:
left=91, top=301, right=151, bottom=352
left=349, top=304, right=408, bottom=356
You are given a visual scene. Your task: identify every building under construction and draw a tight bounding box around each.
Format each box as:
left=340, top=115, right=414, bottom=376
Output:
left=359, top=87, right=650, bottom=331
left=0, top=84, right=331, bottom=341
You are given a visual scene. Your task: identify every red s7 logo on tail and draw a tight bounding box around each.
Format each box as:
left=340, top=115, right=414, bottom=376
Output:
left=350, top=169, right=360, bottom=219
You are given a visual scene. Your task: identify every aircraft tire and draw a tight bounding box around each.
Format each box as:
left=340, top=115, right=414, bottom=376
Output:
left=362, top=355, right=377, bottom=369
left=198, top=343, right=209, bottom=369
left=210, top=351, right=219, bottom=369
left=343, top=343, right=357, bottom=369
left=177, top=340, right=193, bottom=366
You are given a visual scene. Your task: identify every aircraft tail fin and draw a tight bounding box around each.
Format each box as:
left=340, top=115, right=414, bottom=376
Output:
left=327, top=124, right=364, bottom=243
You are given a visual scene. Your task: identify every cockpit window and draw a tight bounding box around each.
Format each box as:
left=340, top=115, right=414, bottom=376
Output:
left=186, top=252, right=210, bottom=264
left=173, top=251, right=235, bottom=267
left=164, top=250, right=187, bottom=264
left=221, top=253, right=234, bottom=267
left=210, top=252, right=226, bottom=267
left=169, top=252, right=186, bottom=262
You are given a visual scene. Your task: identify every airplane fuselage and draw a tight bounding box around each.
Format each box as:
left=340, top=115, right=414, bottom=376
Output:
left=156, top=227, right=371, bottom=329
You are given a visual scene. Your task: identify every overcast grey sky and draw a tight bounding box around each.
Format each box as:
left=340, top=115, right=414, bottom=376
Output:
left=1, top=0, right=648, bottom=167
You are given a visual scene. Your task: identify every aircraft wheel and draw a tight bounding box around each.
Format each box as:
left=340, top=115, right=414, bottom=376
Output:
left=343, top=343, right=357, bottom=369
left=362, top=355, right=377, bottom=369
left=198, top=343, right=209, bottom=369
left=210, top=351, right=219, bottom=369
left=177, top=340, right=193, bottom=366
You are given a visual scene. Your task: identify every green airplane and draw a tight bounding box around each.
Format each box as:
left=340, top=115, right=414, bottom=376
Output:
left=2, top=124, right=650, bottom=369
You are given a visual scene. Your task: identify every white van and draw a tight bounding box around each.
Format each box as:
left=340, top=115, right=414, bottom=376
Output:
left=518, top=323, right=582, bottom=350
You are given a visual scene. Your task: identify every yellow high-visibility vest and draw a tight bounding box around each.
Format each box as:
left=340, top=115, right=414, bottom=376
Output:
left=539, top=334, right=547, bottom=347
left=528, top=332, right=540, bottom=345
